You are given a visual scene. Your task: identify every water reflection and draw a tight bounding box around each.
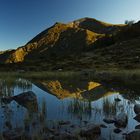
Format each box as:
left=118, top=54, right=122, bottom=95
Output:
left=103, top=97, right=117, bottom=117
left=0, top=78, right=32, bottom=97
left=0, top=77, right=139, bottom=140
left=68, top=99, right=92, bottom=120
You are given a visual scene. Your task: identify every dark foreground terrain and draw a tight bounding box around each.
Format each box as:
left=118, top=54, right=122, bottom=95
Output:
left=0, top=72, right=140, bottom=140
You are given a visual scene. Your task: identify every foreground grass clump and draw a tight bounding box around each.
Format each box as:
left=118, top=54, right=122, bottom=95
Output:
left=92, top=69, right=140, bottom=87
left=0, top=69, right=139, bottom=88
left=0, top=71, right=80, bottom=80
left=68, top=99, right=92, bottom=118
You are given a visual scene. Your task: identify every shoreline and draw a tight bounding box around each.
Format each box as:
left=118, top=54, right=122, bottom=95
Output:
left=0, top=69, right=139, bottom=88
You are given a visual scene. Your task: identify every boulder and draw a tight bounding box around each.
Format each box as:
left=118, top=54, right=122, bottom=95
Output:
left=14, top=91, right=38, bottom=112
left=13, top=91, right=36, bottom=103
left=134, top=114, right=140, bottom=122
left=1, top=96, right=13, bottom=104
left=135, top=125, right=140, bottom=129
left=80, top=124, right=101, bottom=138
left=49, top=133, right=78, bottom=140
left=114, top=112, right=128, bottom=128
left=1, top=91, right=38, bottom=112
left=113, top=128, right=121, bottom=133
left=3, top=128, right=24, bottom=140
left=114, top=98, right=121, bottom=102
left=126, top=131, right=140, bottom=140
left=100, top=124, right=107, bottom=128
left=58, top=121, right=71, bottom=125
left=103, top=118, right=115, bottom=124
left=134, top=104, right=140, bottom=114
left=5, top=121, right=12, bottom=129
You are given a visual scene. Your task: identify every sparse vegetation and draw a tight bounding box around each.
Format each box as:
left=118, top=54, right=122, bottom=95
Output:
left=0, top=69, right=139, bottom=88
left=103, top=98, right=117, bottom=116
left=68, top=98, right=92, bottom=118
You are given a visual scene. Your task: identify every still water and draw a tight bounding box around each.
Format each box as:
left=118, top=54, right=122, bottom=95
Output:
left=0, top=77, right=139, bottom=140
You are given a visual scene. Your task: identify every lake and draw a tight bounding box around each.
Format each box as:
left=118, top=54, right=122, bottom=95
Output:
left=0, top=76, right=140, bottom=140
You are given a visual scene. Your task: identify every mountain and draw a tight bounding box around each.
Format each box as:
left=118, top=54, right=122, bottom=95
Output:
left=33, top=79, right=114, bottom=101
left=0, top=17, right=140, bottom=70
left=68, top=17, right=124, bottom=34
left=0, top=21, right=103, bottom=63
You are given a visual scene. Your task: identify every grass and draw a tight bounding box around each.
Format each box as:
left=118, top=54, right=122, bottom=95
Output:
left=0, top=71, right=80, bottom=80
left=0, top=70, right=139, bottom=140
left=103, top=98, right=117, bottom=116
left=68, top=98, right=92, bottom=118
left=0, top=69, right=139, bottom=88
left=92, top=69, right=140, bottom=88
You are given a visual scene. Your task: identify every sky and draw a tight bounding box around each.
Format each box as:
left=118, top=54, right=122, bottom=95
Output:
left=0, top=0, right=140, bottom=50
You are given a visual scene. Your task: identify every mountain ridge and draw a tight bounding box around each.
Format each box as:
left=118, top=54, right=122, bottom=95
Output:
left=0, top=17, right=139, bottom=70
left=68, top=17, right=125, bottom=34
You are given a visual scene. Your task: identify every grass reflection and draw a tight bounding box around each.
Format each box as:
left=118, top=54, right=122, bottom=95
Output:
left=39, top=98, right=47, bottom=123
left=103, top=98, right=117, bottom=116
left=0, top=78, right=32, bottom=97
left=68, top=98, right=92, bottom=119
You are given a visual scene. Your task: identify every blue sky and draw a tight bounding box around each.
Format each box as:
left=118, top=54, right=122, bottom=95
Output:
left=0, top=0, right=140, bottom=50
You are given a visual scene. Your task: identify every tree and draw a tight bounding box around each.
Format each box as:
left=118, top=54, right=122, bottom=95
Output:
left=125, top=20, right=135, bottom=26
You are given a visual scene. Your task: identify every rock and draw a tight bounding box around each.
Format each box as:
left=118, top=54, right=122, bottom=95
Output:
left=1, top=91, right=38, bottom=112
left=5, top=121, right=12, bottom=129
left=54, top=132, right=60, bottom=136
left=13, top=91, right=36, bottom=103
left=2, top=105, right=6, bottom=108
left=135, top=125, right=140, bottom=129
left=47, top=128, right=56, bottom=133
left=70, top=124, right=75, bottom=128
left=80, top=124, right=101, bottom=138
left=126, top=131, right=140, bottom=140
left=1, top=96, right=13, bottom=104
left=114, top=98, right=121, bottom=102
left=58, top=121, right=70, bottom=125
left=83, top=120, right=88, bottom=124
left=134, top=104, right=140, bottom=114
left=50, top=133, right=78, bottom=140
left=134, top=114, right=140, bottom=122
left=3, top=128, right=24, bottom=140
left=114, top=128, right=121, bottom=133
left=114, top=113, right=128, bottom=128
left=100, top=124, right=107, bottom=128
left=122, top=133, right=127, bottom=135
left=103, top=118, right=115, bottom=124
left=97, top=138, right=106, bottom=140
left=14, top=91, right=38, bottom=112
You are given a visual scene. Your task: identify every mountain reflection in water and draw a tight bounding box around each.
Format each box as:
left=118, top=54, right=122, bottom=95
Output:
left=0, top=77, right=139, bottom=140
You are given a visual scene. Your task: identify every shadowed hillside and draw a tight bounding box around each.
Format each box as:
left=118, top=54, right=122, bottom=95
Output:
left=0, top=21, right=103, bottom=64
left=0, top=17, right=139, bottom=70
